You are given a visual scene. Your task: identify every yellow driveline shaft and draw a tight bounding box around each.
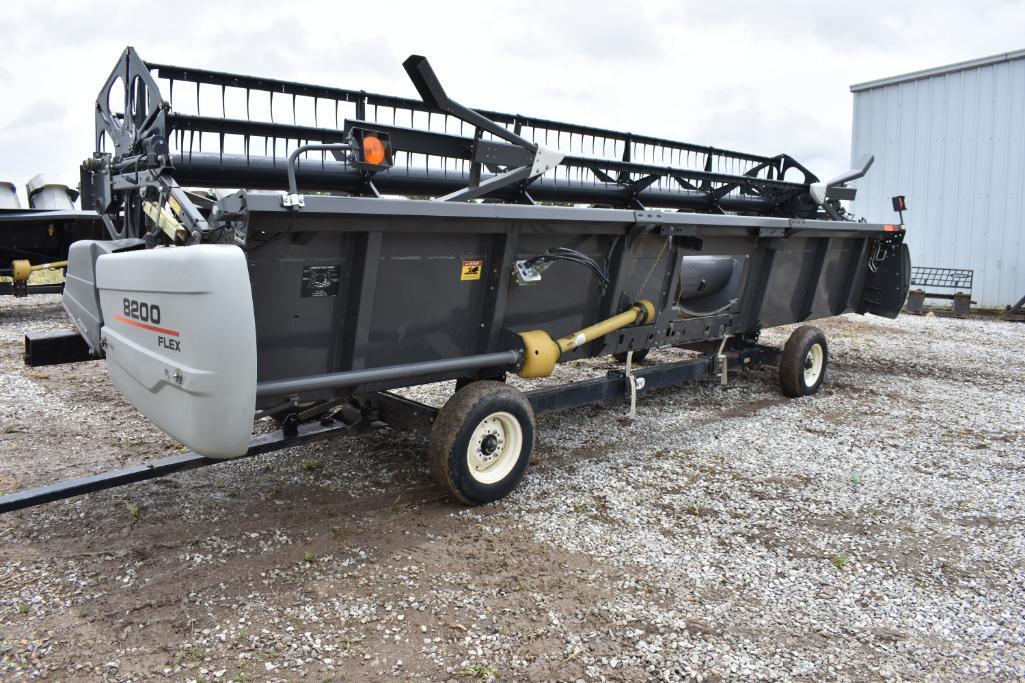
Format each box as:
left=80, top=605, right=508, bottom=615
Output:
left=11, top=259, right=68, bottom=282
left=556, top=302, right=652, bottom=353
left=517, top=299, right=655, bottom=378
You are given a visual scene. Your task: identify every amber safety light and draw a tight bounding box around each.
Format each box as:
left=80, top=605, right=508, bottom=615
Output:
left=363, top=136, right=386, bottom=165
left=349, top=128, right=393, bottom=171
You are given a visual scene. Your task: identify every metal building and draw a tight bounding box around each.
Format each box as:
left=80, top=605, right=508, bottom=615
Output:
left=850, top=49, right=1025, bottom=308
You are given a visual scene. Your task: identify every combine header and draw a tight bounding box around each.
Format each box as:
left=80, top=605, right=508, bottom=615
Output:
left=0, top=176, right=104, bottom=298
left=5, top=47, right=909, bottom=511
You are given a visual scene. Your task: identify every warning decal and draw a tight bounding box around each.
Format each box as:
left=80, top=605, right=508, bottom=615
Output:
left=460, top=260, right=483, bottom=281
left=301, top=265, right=341, bottom=297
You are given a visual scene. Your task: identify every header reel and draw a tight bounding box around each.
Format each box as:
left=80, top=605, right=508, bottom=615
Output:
left=80, top=47, right=870, bottom=247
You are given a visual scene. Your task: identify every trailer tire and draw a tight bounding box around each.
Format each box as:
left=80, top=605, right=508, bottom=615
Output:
left=612, top=348, right=649, bottom=364
left=429, top=381, right=536, bottom=505
left=779, top=326, right=828, bottom=397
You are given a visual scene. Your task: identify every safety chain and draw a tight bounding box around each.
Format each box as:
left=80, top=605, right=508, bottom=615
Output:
left=633, top=235, right=673, bottom=302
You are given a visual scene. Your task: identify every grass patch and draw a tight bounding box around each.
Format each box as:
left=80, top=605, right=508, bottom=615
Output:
left=171, top=642, right=208, bottom=668
left=301, top=458, right=320, bottom=472
left=459, top=663, right=499, bottom=681
left=125, top=502, right=141, bottom=520
left=303, top=549, right=315, bottom=563
left=830, top=554, right=850, bottom=570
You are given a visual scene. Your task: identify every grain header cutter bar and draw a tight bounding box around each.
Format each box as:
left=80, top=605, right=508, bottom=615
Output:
left=3, top=47, right=910, bottom=512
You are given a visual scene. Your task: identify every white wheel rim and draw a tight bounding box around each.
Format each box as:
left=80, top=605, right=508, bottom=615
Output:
left=466, top=411, right=523, bottom=485
left=803, top=343, right=824, bottom=386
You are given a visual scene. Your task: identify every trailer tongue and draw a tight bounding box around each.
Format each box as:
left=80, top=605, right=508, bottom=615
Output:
left=8, top=47, right=909, bottom=509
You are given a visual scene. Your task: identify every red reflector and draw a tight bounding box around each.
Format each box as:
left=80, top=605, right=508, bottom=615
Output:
left=883, top=224, right=901, bottom=232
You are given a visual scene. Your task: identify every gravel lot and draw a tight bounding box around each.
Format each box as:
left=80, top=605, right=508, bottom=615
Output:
left=1, top=294, right=1023, bottom=681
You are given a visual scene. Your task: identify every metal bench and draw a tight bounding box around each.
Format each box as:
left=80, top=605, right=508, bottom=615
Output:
left=907, top=266, right=974, bottom=317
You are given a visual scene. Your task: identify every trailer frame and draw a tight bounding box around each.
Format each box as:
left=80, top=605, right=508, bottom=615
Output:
left=1, top=340, right=776, bottom=514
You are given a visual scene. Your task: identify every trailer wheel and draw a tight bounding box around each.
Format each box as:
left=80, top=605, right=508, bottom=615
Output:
left=428, top=381, right=536, bottom=505
left=779, top=326, right=828, bottom=397
left=612, top=348, right=649, bottom=364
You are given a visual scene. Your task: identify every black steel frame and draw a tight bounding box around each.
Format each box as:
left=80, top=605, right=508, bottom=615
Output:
left=910, top=266, right=973, bottom=290
left=0, top=282, right=63, bottom=297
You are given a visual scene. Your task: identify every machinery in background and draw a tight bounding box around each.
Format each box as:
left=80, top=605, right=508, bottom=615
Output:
left=1005, top=294, right=1025, bottom=322
left=906, top=266, right=974, bottom=318
left=0, top=175, right=105, bottom=297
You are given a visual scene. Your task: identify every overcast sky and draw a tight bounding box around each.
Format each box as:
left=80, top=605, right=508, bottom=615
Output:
left=2, top=0, right=1023, bottom=206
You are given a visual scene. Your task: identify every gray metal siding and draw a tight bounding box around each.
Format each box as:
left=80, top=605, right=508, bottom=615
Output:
left=850, top=56, right=1025, bottom=307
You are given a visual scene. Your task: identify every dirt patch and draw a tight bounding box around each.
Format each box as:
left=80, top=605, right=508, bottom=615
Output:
left=3, top=298, right=1025, bottom=680
left=1, top=484, right=660, bottom=681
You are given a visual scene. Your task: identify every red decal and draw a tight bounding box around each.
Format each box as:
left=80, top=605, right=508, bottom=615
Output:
left=114, top=314, right=180, bottom=337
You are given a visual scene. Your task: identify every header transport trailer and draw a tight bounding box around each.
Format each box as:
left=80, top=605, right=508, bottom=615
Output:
left=3, top=48, right=909, bottom=512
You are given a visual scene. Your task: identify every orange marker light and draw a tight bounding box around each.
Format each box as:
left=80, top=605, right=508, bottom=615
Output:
left=883, top=224, right=901, bottom=232
left=363, top=136, right=386, bottom=166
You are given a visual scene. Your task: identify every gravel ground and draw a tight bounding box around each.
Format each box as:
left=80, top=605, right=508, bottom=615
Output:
left=1, top=294, right=1023, bottom=681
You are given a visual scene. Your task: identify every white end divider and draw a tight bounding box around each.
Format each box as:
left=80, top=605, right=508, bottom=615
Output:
left=95, top=245, right=257, bottom=458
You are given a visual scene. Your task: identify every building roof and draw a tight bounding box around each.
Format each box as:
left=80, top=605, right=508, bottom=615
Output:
left=850, top=48, right=1025, bottom=93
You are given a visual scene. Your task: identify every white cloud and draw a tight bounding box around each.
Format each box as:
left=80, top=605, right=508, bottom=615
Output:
left=1, top=0, right=1023, bottom=206
left=2, top=101, right=66, bottom=132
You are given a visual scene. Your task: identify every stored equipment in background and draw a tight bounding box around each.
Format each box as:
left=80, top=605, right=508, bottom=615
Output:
left=1005, top=294, right=1025, bottom=322
left=0, top=175, right=105, bottom=297
left=906, top=266, right=974, bottom=317
left=4, top=47, right=910, bottom=512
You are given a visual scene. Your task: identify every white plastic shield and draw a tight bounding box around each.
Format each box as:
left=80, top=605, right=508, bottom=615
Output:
left=95, top=245, right=257, bottom=458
